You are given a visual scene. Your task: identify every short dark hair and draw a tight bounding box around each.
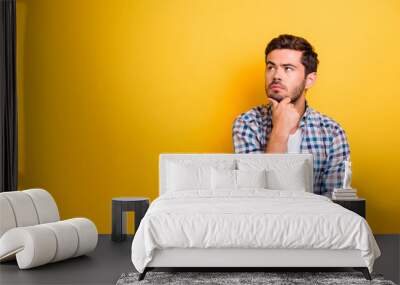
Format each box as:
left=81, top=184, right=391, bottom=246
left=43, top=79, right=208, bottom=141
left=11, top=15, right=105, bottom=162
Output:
left=265, top=34, right=319, bottom=76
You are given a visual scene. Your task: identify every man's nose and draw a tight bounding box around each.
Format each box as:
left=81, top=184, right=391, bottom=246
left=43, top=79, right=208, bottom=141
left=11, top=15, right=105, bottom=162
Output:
left=272, top=67, right=283, bottom=81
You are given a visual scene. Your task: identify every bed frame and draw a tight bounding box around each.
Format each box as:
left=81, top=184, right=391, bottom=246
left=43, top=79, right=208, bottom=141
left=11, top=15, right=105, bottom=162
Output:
left=138, top=153, right=372, bottom=281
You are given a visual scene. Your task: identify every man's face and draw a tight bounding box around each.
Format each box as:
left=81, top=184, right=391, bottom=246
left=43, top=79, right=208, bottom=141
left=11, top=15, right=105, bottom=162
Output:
left=265, top=49, right=308, bottom=103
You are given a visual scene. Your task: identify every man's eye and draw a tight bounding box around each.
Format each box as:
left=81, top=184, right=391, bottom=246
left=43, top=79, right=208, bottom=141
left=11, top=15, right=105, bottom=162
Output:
left=285, top=67, right=293, bottom=71
left=267, top=66, right=274, bottom=70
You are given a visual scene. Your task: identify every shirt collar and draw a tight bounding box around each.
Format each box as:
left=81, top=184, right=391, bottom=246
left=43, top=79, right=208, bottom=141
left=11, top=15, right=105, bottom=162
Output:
left=299, top=99, right=311, bottom=129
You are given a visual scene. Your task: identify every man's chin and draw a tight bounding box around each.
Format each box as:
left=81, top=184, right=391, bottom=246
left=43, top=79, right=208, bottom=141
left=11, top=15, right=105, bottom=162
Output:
left=268, top=94, right=301, bottom=104
left=267, top=94, right=286, bottom=103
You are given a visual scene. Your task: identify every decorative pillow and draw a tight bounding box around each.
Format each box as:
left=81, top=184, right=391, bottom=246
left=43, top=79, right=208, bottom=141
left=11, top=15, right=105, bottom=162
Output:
left=236, top=169, right=267, bottom=188
left=211, top=168, right=267, bottom=190
left=166, top=162, right=212, bottom=191
left=265, top=163, right=308, bottom=191
left=211, top=168, right=237, bottom=190
left=237, top=158, right=310, bottom=192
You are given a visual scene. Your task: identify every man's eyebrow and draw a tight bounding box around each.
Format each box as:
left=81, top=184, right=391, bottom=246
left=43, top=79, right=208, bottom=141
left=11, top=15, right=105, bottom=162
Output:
left=282, top=63, right=297, bottom=68
left=266, top=61, right=297, bottom=68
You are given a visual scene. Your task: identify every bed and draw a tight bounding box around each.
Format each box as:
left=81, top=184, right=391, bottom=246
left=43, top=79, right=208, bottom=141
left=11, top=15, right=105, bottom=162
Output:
left=131, top=153, right=381, bottom=281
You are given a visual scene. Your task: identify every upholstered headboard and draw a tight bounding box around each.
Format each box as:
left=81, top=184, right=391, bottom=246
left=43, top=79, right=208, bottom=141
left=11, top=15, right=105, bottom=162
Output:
left=159, top=153, right=314, bottom=195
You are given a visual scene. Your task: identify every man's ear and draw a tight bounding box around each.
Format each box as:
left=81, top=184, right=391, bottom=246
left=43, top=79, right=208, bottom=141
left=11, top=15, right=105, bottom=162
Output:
left=305, top=72, right=317, bottom=89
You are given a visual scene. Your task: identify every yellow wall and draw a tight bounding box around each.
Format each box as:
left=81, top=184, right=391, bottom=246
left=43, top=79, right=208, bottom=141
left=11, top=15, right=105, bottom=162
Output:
left=16, top=0, right=400, bottom=234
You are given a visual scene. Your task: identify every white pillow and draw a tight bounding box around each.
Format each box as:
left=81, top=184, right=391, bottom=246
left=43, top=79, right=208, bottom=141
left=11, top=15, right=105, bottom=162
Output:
left=211, top=168, right=236, bottom=190
left=211, top=168, right=267, bottom=190
left=237, top=158, right=310, bottom=192
left=236, top=169, right=267, bottom=188
left=266, top=163, right=308, bottom=191
left=167, top=162, right=212, bottom=191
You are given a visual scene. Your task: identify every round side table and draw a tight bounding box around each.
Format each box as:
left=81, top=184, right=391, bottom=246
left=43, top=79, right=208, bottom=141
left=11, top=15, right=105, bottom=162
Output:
left=111, top=197, right=149, bottom=242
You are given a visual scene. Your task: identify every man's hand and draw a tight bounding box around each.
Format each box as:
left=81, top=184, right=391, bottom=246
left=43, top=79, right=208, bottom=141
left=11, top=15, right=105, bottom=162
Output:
left=266, top=97, right=301, bottom=153
left=269, top=97, right=301, bottom=136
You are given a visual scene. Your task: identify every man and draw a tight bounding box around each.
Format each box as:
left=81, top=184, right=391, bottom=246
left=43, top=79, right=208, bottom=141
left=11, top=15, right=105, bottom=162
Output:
left=232, top=34, right=350, bottom=196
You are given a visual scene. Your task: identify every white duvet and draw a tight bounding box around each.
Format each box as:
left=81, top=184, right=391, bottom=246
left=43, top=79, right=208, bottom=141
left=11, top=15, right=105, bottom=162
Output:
left=131, top=189, right=381, bottom=273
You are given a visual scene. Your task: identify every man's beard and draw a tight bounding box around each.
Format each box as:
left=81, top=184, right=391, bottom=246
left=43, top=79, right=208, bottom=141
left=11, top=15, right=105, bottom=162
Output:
left=266, top=80, right=306, bottom=104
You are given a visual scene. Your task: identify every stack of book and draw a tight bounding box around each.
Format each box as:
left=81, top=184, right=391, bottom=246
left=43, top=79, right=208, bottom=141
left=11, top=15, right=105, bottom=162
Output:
left=332, top=188, right=358, bottom=200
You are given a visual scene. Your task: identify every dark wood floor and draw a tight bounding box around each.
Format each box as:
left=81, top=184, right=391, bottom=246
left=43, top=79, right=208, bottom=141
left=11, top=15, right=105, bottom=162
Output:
left=0, top=235, right=399, bottom=285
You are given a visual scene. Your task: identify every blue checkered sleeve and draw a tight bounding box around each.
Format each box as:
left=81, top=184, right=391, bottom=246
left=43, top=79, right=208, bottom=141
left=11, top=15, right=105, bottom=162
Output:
left=321, top=128, right=351, bottom=194
left=232, top=117, right=265, bottom=153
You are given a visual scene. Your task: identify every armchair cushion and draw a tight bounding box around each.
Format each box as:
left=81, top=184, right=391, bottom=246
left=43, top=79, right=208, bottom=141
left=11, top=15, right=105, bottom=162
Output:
left=0, top=189, right=97, bottom=269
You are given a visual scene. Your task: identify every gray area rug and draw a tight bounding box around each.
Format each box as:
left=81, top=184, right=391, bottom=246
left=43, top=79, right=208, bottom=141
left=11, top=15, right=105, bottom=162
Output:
left=116, top=271, right=396, bottom=285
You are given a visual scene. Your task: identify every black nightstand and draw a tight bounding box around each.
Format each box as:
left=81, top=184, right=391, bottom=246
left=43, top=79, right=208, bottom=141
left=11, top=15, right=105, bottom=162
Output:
left=111, top=197, right=150, bottom=241
left=332, top=198, right=366, bottom=218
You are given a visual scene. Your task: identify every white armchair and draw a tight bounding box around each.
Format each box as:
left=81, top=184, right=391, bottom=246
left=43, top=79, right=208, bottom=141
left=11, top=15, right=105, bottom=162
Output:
left=0, top=189, right=98, bottom=269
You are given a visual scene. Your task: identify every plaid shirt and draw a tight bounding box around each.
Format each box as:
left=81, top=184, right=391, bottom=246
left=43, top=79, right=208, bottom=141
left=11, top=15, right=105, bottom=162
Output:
left=232, top=100, right=351, bottom=195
